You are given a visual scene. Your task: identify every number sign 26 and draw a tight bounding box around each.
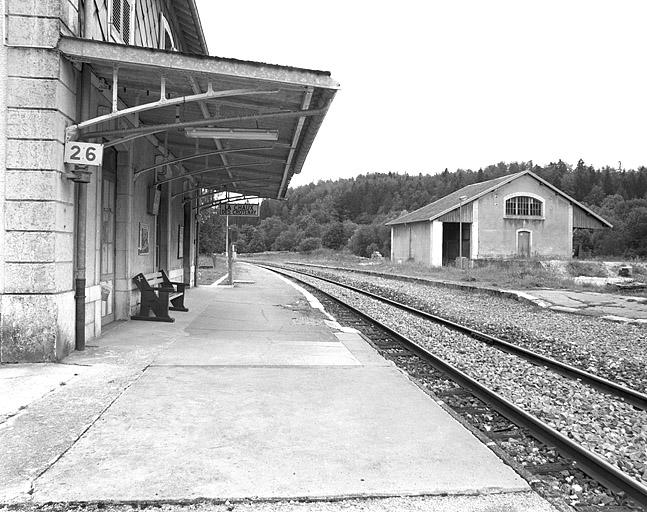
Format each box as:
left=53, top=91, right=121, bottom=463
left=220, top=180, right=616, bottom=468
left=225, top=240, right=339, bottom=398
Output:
left=64, top=141, right=104, bottom=166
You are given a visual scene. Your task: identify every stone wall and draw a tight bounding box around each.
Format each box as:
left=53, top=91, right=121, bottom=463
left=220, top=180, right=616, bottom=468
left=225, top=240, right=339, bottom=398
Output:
left=1, top=0, right=78, bottom=361
left=1, top=0, right=195, bottom=362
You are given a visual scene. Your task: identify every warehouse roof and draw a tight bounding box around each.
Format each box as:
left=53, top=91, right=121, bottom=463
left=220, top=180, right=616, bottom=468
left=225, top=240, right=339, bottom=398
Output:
left=386, top=171, right=612, bottom=228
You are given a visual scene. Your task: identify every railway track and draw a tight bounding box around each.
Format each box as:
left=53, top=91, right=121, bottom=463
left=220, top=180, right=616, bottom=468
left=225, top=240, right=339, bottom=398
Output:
left=283, top=261, right=647, bottom=394
left=256, top=262, right=647, bottom=510
left=276, top=263, right=647, bottom=410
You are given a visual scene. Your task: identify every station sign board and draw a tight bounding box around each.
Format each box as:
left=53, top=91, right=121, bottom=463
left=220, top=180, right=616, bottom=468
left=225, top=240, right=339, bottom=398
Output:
left=218, top=203, right=260, bottom=217
left=64, top=141, right=104, bottom=166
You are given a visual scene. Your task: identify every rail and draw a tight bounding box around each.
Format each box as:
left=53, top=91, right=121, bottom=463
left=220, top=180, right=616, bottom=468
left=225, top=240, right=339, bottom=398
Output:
left=264, top=262, right=647, bottom=410
left=257, top=263, right=647, bottom=508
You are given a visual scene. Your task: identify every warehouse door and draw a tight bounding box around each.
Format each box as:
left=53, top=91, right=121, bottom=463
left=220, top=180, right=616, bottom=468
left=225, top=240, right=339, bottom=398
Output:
left=518, top=230, right=531, bottom=258
left=100, top=148, right=117, bottom=325
left=442, top=222, right=470, bottom=265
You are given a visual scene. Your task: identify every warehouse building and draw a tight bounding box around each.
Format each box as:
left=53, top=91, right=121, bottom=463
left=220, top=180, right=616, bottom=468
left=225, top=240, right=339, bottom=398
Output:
left=0, top=0, right=338, bottom=362
left=387, top=171, right=611, bottom=267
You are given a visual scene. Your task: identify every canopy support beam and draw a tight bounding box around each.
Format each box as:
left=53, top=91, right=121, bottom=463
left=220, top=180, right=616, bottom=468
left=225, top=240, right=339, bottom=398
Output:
left=134, top=146, right=273, bottom=180
left=65, top=77, right=280, bottom=141
left=155, top=162, right=270, bottom=186
left=278, top=87, right=313, bottom=197
left=79, top=107, right=327, bottom=141
left=188, top=76, right=235, bottom=184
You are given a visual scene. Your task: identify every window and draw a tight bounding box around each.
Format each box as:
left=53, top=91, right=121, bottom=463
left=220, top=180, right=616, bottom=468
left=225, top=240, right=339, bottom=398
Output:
left=505, top=196, right=543, bottom=217
left=110, top=0, right=133, bottom=44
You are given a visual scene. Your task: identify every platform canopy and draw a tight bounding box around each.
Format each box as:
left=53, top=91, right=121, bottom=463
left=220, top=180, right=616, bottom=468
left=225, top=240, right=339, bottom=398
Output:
left=59, top=36, right=339, bottom=200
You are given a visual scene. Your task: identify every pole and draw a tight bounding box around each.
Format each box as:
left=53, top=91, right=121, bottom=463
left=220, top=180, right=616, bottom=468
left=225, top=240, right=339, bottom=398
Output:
left=194, top=211, right=200, bottom=287
left=459, top=202, right=463, bottom=269
left=457, top=195, right=467, bottom=270
left=226, top=215, right=233, bottom=285
left=225, top=214, right=229, bottom=256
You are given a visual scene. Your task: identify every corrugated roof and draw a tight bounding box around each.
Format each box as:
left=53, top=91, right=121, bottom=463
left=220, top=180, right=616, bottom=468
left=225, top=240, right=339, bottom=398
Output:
left=386, top=173, right=520, bottom=225
left=386, top=170, right=612, bottom=228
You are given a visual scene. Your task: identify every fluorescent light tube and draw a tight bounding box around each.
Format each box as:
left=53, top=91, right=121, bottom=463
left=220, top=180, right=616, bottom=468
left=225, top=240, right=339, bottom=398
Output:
left=185, top=128, right=279, bottom=140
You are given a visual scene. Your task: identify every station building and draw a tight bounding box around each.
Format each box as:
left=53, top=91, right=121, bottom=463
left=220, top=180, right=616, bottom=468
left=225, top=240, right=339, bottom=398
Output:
left=0, top=0, right=338, bottom=362
left=387, top=171, right=611, bottom=267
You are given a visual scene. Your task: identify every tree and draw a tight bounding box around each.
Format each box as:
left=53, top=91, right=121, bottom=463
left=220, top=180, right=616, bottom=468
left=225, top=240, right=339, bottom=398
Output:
left=322, top=222, right=346, bottom=249
left=237, top=226, right=266, bottom=253
left=348, top=223, right=390, bottom=257
left=198, top=209, right=226, bottom=253
left=272, top=226, right=302, bottom=251
left=623, top=206, right=647, bottom=256
left=258, top=162, right=647, bottom=258
left=297, top=237, right=322, bottom=253
left=259, top=216, right=287, bottom=249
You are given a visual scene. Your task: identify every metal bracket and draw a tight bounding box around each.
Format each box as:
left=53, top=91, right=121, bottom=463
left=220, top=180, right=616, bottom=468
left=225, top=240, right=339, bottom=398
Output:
left=65, top=164, right=93, bottom=183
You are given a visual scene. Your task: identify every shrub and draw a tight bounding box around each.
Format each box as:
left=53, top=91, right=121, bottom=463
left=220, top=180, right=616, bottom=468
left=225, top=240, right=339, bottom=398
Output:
left=272, top=226, right=301, bottom=251
left=322, top=222, right=347, bottom=249
left=348, top=224, right=390, bottom=257
left=297, top=237, right=322, bottom=253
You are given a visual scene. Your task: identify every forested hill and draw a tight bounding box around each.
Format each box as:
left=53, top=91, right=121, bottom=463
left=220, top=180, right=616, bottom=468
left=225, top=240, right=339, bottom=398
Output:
left=199, top=160, right=647, bottom=257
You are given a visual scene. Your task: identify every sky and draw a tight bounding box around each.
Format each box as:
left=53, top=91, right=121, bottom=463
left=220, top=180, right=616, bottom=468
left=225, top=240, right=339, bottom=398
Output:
left=195, top=1, right=647, bottom=187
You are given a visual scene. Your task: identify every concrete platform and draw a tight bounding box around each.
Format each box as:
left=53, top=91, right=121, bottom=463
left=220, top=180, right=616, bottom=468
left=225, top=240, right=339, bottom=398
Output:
left=0, top=263, right=554, bottom=510
left=508, top=288, right=647, bottom=323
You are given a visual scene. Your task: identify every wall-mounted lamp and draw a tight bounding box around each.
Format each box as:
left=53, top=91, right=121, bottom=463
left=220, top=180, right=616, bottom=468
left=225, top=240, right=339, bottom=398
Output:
left=185, top=128, right=279, bottom=140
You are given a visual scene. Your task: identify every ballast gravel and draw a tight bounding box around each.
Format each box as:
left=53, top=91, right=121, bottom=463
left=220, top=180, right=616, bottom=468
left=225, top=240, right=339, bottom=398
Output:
left=305, top=267, right=647, bottom=394
left=286, top=270, right=647, bottom=488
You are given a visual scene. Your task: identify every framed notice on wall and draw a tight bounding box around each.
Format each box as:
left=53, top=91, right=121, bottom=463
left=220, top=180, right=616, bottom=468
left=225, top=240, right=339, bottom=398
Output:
left=177, top=225, right=184, bottom=259
left=138, top=222, right=150, bottom=255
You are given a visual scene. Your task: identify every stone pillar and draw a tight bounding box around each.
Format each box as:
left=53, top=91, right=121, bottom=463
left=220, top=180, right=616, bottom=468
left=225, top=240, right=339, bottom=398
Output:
left=114, top=149, right=134, bottom=320
left=0, top=1, right=79, bottom=361
left=159, top=183, right=171, bottom=270
left=0, top=4, right=8, bottom=310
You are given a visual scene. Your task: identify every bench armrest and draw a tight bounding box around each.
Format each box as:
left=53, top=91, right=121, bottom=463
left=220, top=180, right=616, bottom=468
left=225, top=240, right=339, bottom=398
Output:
left=169, top=280, right=189, bottom=287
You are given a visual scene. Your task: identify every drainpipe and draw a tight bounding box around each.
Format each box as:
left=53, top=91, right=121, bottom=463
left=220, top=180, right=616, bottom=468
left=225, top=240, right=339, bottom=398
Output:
left=74, top=181, right=87, bottom=350
left=74, top=63, right=92, bottom=351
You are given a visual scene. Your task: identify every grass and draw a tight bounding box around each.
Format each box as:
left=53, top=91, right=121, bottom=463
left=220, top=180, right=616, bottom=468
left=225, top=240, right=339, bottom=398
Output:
left=196, top=254, right=226, bottom=286
left=566, top=260, right=608, bottom=277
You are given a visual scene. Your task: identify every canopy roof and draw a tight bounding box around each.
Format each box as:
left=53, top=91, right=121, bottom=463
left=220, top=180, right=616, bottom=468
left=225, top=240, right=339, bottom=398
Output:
left=59, top=36, right=339, bottom=200
left=386, top=171, right=612, bottom=228
left=172, top=0, right=208, bottom=55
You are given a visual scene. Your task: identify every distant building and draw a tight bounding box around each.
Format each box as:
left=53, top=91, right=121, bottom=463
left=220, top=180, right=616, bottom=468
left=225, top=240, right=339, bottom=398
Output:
left=386, top=171, right=611, bottom=266
left=0, top=0, right=338, bottom=361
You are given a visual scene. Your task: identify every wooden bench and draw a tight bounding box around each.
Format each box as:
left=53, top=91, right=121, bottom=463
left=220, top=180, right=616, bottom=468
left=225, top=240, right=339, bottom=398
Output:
left=131, top=270, right=189, bottom=323
left=159, top=269, right=189, bottom=312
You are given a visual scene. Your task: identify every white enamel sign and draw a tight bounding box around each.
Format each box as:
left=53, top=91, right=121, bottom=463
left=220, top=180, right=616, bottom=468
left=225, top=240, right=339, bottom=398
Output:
left=218, top=203, right=260, bottom=217
left=64, top=141, right=104, bottom=166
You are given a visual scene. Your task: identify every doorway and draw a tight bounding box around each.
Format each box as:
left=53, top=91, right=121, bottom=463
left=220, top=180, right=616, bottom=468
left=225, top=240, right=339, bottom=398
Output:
left=100, top=148, right=117, bottom=325
left=442, top=222, right=470, bottom=265
left=517, top=230, right=531, bottom=258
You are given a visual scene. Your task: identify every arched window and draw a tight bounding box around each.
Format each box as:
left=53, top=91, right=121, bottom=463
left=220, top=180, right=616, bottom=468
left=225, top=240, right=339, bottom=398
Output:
left=505, top=196, right=543, bottom=217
